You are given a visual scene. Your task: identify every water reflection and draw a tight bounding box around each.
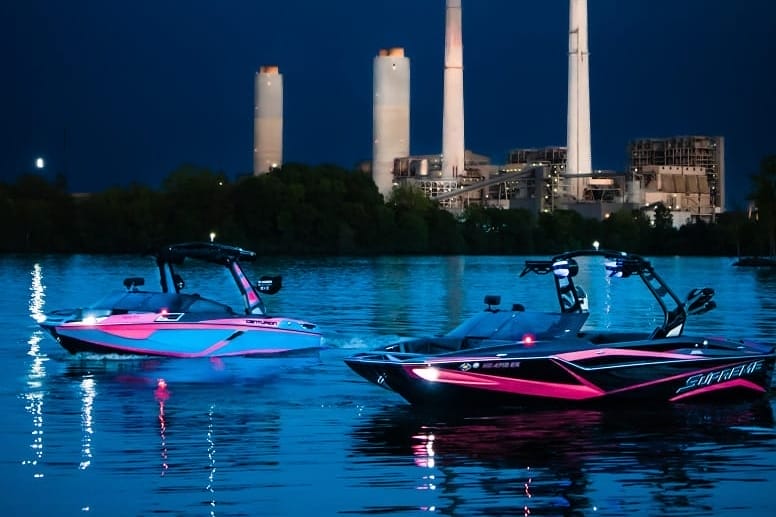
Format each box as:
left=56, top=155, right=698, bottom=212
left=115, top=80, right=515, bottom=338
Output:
left=206, top=403, right=217, bottom=516
left=442, top=256, right=465, bottom=331
left=79, top=377, right=96, bottom=470
left=22, top=263, right=48, bottom=478
left=350, top=402, right=776, bottom=515
left=155, top=379, right=170, bottom=476
left=751, top=270, right=776, bottom=340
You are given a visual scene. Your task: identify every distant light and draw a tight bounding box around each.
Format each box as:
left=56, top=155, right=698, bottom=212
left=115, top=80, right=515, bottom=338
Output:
left=209, top=232, right=216, bottom=242
left=35, top=157, right=45, bottom=169
left=593, top=240, right=600, bottom=250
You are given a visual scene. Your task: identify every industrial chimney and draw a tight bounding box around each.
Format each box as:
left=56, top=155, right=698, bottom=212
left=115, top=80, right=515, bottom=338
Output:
left=442, top=0, right=465, bottom=179
left=566, top=0, right=592, bottom=199
left=253, top=65, right=283, bottom=175
left=372, top=48, right=410, bottom=198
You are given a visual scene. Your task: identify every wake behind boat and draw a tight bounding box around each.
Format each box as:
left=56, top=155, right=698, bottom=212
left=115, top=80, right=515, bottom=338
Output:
left=345, top=249, right=776, bottom=408
left=38, top=242, right=323, bottom=360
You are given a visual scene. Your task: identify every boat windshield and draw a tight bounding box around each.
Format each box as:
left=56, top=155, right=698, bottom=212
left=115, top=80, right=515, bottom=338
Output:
left=89, top=291, right=235, bottom=315
left=445, top=310, right=589, bottom=341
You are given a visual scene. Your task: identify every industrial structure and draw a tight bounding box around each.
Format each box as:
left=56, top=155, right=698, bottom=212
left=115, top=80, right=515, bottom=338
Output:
left=253, top=66, right=283, bottom=175
left=383, top=0, right=604, bottom=213
left=442, top=0, right=465, bottom=181
left=566, top=0, right=592, bottom=200
left=377, top=0, right=467, bottom=207
left=369, top=0, right=725, bottom=225
left=372, top=48, right=410, bottom=198
left=249, top=2, right=726, bottom=226
left=626, top=135, right=724, bottom=224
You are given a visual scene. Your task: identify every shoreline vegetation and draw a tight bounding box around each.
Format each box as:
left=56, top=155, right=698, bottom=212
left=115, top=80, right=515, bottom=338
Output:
left=2, top=157, right=775, bottom=257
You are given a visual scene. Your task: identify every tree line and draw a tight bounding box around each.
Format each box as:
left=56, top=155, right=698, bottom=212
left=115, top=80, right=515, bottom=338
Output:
left=2, top=157, right=775, bottom=256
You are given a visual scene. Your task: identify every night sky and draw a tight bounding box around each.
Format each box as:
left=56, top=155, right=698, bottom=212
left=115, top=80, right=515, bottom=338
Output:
left=4, top=0, right=775, bottom=209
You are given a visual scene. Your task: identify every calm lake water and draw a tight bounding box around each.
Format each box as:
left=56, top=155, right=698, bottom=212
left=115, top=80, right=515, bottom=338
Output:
left=3, top=252, right=776, bottom=516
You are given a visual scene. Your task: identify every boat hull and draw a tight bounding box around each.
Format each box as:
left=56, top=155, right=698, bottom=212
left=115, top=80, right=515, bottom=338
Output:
left=345, top=345, right=776, bottom=407
left=42, top=313, right=323, bottom=359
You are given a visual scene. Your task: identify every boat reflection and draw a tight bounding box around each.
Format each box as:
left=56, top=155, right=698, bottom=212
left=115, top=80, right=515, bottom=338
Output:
left=350, top=401, right=776, bottom=515
left=154, top=379, right=170, bottom=476
left=60, top=353, right=320, bottom=386
left=153, top=378, right=216, bottom=510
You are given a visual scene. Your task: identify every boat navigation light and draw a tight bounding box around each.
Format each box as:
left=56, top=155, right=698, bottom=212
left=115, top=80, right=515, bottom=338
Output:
left=412, top=366, right=440, bottom=382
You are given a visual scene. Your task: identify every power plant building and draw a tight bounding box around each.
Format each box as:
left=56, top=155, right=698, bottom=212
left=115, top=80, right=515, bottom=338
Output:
left=372, top=48, right=410, bottom=198
left=253, top=66, right=283, bottom=175
left=378, top=0, right=468, bottom=207
left=365, top=1, right=724, bottom=226
left=627, top=136, right=724, bottom=224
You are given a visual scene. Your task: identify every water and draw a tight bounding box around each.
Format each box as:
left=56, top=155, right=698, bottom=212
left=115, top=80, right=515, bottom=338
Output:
left=3, top=253, right=776, bottom=516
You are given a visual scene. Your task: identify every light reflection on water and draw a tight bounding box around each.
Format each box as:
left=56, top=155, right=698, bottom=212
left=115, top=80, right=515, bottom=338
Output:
left=22, top=263, right=47, bottom=479
left=78, top=377, right=96, bottom=470
left=349, top=402, right=776, bottom=515
left=3, top=254, right=776, bottom=515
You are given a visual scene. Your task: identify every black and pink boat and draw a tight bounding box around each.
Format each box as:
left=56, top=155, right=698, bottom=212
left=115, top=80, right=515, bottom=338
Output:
left=345, top=250, right=775, bottom=408
left=39, top=242, right=323, bottom=359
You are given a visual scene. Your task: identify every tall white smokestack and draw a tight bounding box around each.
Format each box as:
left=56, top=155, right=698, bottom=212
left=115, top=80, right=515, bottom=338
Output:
left=372, top=48, right=410, bottom=198
left=253, top=65, right=283, bottom=175
left=566, top=0, right=591, bottom=199
left=442, top=0, right=465, bottom=178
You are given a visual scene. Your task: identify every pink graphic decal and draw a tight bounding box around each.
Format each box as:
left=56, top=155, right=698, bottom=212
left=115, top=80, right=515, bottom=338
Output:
left=403, top=365, right=605, bottom=400
left=669, top=379, right=765, bottom=402
left=235, top=267, right=260, bottom=305
left=557, top=348, right=698, bottom=362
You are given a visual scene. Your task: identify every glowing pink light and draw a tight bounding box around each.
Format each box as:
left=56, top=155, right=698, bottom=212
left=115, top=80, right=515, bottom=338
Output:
left=155, top=378, right=170, bottom=401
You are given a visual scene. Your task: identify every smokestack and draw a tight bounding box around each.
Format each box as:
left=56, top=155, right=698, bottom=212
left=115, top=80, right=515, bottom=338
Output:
left=442, top=0, right=465, bottom=178
left=253, top=65, right=283, bottom=175
left=372, top=48, right=410, bottom=198
left=566, top=0, right=592, bottom=199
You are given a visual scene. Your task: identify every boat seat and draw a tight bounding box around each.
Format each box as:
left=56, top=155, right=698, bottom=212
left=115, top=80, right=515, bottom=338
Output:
left=460, top=337, right=484, bottom=349
left=123, top=277, right=145, bottom=291
left=650, top=327, right=666, bottom=339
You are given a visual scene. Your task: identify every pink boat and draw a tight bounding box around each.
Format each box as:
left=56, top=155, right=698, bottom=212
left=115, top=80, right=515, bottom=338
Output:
left=346, top=250, right=775, bottom=408
left=39, top=242, right=323, bottom=359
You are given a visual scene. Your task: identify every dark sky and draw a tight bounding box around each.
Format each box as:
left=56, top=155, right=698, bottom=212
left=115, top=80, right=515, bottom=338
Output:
left=4, top=0, right=774, bottom=209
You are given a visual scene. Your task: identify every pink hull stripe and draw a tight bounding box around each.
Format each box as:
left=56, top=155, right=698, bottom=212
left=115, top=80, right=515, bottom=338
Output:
left=97, top=327, right=157, bottom=339
left=400, top=357, right=769, bottom=401
left=556, top=348, right=699, bottom=362
left=404, top=366, right=605, bottom=400
left=551, top=358, right=714, bottom=395
left=60, top=321, right=317, bottom=340
left=71, top=339, right=307, bottom=358
left=56, top=324, right=321, bottom=358
left=669, top=379, right=766, bottom=401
